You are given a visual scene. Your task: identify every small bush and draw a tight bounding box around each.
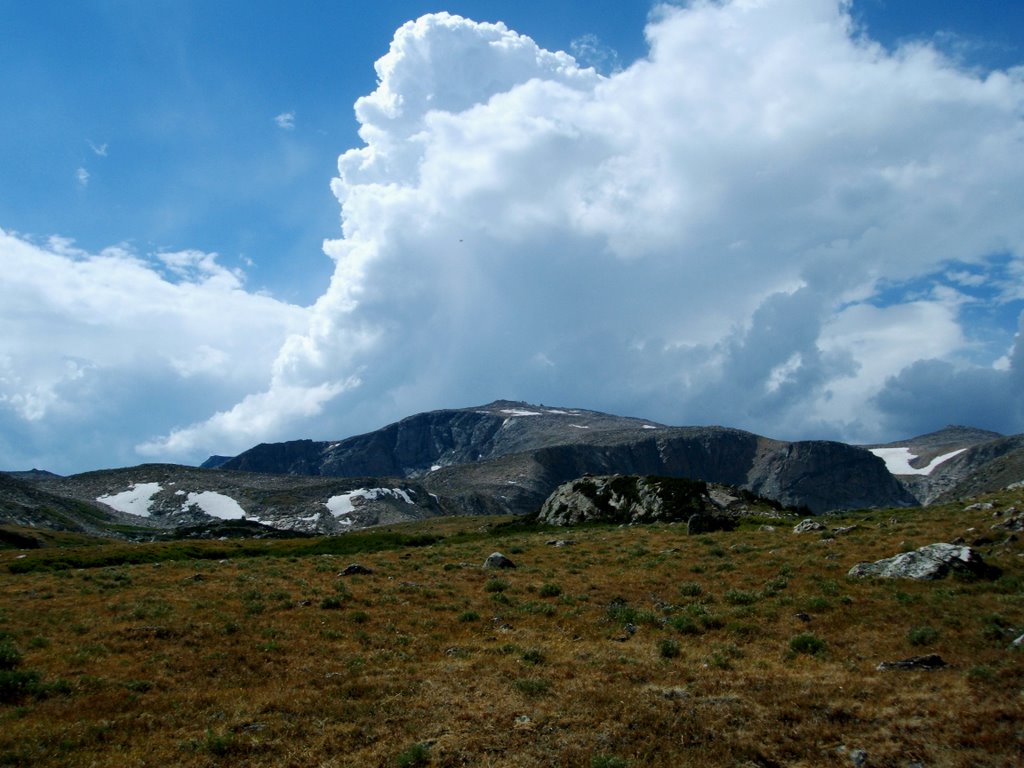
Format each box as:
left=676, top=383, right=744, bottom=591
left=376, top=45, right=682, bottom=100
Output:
left=320, top=596, right=344, bottom=610
left=789, top=633, right=827, bottom=656
left=907, top=625, right=939, bottom=647
left=724, top=589, right=759, bottom=606
left=658, top=638, right=681, bottom=659
left=395, top=742, right=431, bottom=767
left=484, top=578, right=509, bottom=593
left=458, top=611, right=480, bottom=623
left=513, top=677, right=551, bottom=696
left=592, top=756, right=629, bottom=768
left=669, top=614, right=702, bottom=635
left=539, top=583, right=562, bottom=598
left=0, top=639, right=23, bottom=671
left=0, top=670, right=41, bottom=704
left=521, top=648, right=545, bottom=665
left=679, top=582, right=703, bottom=598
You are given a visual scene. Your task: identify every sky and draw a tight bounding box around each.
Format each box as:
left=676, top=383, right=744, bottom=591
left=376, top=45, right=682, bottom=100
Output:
left=1, top=0, right=1023, bottom=474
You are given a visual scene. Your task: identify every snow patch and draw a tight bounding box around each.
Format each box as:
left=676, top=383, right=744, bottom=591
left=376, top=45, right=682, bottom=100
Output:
left=869, top=447, right=967, bottom=476
left=642, top=424, right=658, bottom=430
left=569, top=424, right=590, bottom=429
left=501, top=408, right=542, bottom=417
left=325, top=488, right=415, bottom=517
left=182, top=491, right=247, bottom=520
left=97, top=483, right=162, bottom=517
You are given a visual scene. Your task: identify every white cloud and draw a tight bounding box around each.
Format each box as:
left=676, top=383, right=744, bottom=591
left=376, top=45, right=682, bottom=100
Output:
left=88, top=141, right=108, bottom=157
left=75, top=167, right=89, bottom=187
left=8, top=1, right=1024, bottom=471
left=274, top=111, right=296, bottom=130
left=0, top=228, right=308, bottom=468
left=149, top=2, right=1024, bottom=456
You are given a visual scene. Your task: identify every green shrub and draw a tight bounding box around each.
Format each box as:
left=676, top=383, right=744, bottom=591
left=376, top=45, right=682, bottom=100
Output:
left=0, top=670, right=41, bottom=704
left=521, top=648, right=545, bottom=665
left=0, top=639, right=22, bottom=671
left=484, top=578, right=509, bottom=593
left=320, top=596, right=344, bottom=610
left=458, top=611, right=480, bottom=623
left=513, top=678, right=551, bottom=696
left=395, top=742, right=431, bottom=767
left=592, top=756, right=629, bottom=768
left=658, top=638, right=681, bottom=659
left=669, top=614, right=702, bottom=635
left=539, top=583, right=562, bottom=598
left=789, top=633, right=826, bottom=656
left=679, top=582, right=703, bottom=598
left=724, top=588, right=759, bottom=606
left=907, top=625, right=939, bottom=647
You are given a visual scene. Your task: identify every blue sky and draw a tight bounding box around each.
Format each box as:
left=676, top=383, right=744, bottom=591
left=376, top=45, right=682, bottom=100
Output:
left=1, top=1, right=1023, bottom=473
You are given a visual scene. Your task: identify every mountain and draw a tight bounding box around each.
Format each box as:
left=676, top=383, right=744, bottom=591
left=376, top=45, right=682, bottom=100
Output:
left=11, top=465, right=441, bottom=538
left=864, top=426, right=1024, bottom=504
left=221, top=400, right=917, bottom=515
left=8, top=402, right=1022, bottom=541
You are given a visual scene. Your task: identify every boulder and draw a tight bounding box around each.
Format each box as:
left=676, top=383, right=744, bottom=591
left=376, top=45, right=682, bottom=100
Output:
left=848, top=543, right=998, bottom=580
left=793, top=519, right=826, bottom=534
left=537, top=475, right=721, bottom=528
left=483, top=552, right=516, bottom=569
left=876, top=653, right=949, bottom=671
left=339, top=563, right=372, bottom=576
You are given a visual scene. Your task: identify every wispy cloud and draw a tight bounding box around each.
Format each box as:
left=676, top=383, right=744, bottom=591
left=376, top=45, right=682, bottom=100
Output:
left=274, top=111, right=296, bottom=130
left=569, top=33, right=621, bottom=74
left=87, top=140, right=108, bottom=157
left=75, top=167, right=90, bottom=187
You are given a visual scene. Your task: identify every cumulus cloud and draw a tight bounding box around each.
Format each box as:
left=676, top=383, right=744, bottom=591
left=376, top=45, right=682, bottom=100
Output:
left=0, top=229, right=307, bottom=470
left=142, top=1, right=1024, bottom=460
left=9, top=1, right=1024, bottom=470
left=274, top=111, right=296, bottom=130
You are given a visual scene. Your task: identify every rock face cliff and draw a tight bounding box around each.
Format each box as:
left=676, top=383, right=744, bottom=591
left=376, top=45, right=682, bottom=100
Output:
left=218, top=401, right=918, bottom=515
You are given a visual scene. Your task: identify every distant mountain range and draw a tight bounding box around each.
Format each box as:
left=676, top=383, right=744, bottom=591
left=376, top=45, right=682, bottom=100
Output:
left=3, top=400, right=1022, bottom=539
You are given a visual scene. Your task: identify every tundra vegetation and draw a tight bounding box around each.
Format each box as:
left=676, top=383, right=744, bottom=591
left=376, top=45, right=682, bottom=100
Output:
left=0, top=491, right=1022, bottom=767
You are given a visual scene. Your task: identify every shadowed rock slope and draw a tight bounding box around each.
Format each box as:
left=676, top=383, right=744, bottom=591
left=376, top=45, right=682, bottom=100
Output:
left=220, top=401, right=917, bottom=515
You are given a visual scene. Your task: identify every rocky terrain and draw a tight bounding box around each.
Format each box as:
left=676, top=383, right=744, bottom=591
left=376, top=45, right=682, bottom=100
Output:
left=3, top=401, right=1023, bottom=539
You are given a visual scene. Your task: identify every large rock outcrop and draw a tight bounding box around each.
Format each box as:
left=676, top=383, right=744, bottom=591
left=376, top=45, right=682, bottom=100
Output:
left=537, top=475, right=727, bottom=527
left=847, top=543, right=998, bottom=580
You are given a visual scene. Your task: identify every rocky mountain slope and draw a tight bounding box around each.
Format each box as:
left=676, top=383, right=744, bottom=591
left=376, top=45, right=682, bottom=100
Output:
left=865, top=426, right=1024, bottom=504
left=5, top=402, right=1023, bottom=540
left=219, top=400, right=918, bottom=515
left=5, top=465, right=441, bottom=538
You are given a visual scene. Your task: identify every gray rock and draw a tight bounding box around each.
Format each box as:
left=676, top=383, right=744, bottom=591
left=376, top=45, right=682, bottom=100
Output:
left=876, top=653, right=949, bottom=671
left=483, top=552, right=516, bottom=569
left=545, top=539, right=575, bottom=547
left=793, top=518, right=826, bottom=533
left=538, top=475, right=711, bottom=527
left=340, top=563, right=372, bottom=576
left=848, top=543, right=998, bottom=580
left=1012, top=633, right=1024, bottom=647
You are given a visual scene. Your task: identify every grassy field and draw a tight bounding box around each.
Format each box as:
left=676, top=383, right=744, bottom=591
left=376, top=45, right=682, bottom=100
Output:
left=1, top=493, right=1022, bottom=767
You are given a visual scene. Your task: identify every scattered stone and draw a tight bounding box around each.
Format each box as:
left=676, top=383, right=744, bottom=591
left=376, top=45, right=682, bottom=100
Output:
left=848, top=543, right=999, bottom=580
left=513, top=715, right=534, bottom=730
left=965, top=502, right=995, bottom=511
left=483, top=552, right=516, bottom=569
left=795, top=612, right=812, bottom=623
left=993, top=513, right=1024, bottom=533
left=876, top=653, right=949, bottom=671
left=837, top=746, right=868, bottom=767
left=759, top=524, right=776, bottom=532
left=340, top=563, right=372, bottom=576
left=1012, top=633, right=1024, bottom=648
left=545, top=539, right=575, bottom=547
left=793, top=519, right=826, bottom=534
left=832, top=525, right=858, bottom=536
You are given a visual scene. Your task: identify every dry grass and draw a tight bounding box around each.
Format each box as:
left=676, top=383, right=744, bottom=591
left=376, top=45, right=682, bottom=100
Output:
left=1, top=493, right=1022, bottom=767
